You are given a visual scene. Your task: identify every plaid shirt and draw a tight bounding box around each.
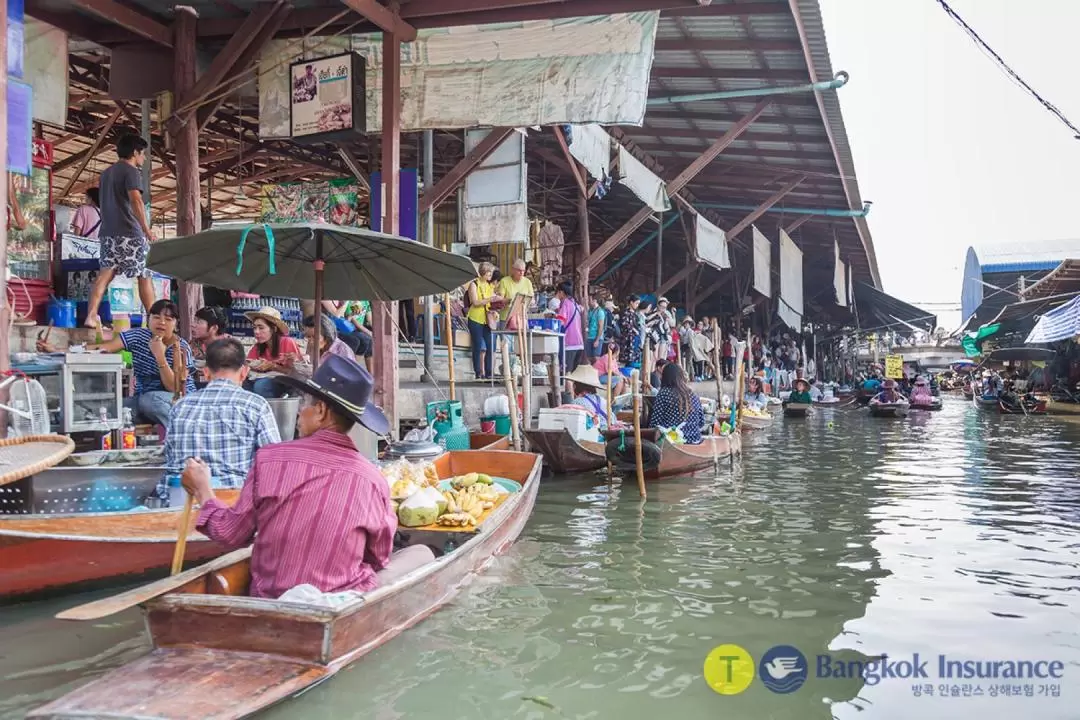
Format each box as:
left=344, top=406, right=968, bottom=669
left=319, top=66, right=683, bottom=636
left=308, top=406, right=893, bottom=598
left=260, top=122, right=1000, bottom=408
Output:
left=162, top=379, right=281, bottom=497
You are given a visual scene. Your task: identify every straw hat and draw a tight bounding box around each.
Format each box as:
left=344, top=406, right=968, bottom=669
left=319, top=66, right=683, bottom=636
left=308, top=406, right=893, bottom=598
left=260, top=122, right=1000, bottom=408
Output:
left=883, top=379, right=897, bottom=389
left=245, top=306, right=290, bottom=336
left=794, top=377, right=810, bottom=390
left=914, top=375, right=929, bottom=386
left=564, top=364, right=604, bottom=389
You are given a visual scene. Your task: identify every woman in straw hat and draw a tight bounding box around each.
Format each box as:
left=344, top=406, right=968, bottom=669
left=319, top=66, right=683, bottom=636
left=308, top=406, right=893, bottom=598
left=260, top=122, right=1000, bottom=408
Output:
left=246, top=306, right=302, bottom=398
left=565, top=364, right=609, bottom=430
left=788, top=377, right=813, bottom=405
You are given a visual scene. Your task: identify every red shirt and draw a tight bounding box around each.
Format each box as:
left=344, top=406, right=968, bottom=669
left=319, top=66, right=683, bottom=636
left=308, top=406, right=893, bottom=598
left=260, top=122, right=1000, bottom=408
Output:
left=247, top=335, right=301, bottom=363
left=196, top=428, right=396, bottom=599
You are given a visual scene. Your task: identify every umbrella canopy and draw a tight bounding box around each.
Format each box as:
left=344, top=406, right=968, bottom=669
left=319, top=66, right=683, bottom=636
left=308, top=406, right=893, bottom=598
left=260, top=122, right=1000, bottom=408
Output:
left=147, top=223, right=477, bottom=302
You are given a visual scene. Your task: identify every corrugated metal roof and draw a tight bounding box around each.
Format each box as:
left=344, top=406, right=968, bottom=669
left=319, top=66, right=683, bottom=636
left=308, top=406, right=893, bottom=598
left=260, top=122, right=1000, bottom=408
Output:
left=981, top=261, right=1062, bottom=274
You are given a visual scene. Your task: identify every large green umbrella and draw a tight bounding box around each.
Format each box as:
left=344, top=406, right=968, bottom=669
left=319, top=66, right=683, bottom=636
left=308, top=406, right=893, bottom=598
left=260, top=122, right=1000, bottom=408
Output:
left=147, top=222, right=477, bottom=366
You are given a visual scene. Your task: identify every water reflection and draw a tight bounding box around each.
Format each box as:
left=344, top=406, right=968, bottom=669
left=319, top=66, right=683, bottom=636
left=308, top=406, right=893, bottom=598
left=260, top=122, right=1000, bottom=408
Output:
left=2, top=397, right=1078, bottom=719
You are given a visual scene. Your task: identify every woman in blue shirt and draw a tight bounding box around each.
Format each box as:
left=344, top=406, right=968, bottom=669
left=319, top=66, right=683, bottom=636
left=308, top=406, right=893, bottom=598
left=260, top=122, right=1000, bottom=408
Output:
left=647, top=363, right=704, bottom=444
left=585, top=294, right=607, bottom=362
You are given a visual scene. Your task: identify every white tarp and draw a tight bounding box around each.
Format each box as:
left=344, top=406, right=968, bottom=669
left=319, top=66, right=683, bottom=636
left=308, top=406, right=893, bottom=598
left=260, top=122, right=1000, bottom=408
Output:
left=568, top=124, right=612, bottom=181
left=25, top=18, right=68, bottom=126
left=464, top=203, right=528, bottom=246
left=464, top=129, right=527, bottom=245
left=778, top=229, right=803, bottom=331
left=752, top=226, right=771, bottom=298
left=258, top=13, right=658, bottom=137
left=834, top=239, right=847, bottom=307
left=618, top=146, right=670, bottom=212
left=694, top=214, right=729, bottom=270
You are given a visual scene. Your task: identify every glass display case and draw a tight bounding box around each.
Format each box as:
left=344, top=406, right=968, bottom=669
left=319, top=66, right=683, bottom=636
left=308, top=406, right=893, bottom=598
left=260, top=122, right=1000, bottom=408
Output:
left=61, top=354, right=125, bottom=433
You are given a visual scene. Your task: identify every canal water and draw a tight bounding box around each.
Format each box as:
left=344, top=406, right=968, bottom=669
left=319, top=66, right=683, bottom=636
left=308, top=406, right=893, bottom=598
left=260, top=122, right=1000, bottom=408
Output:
left=2, top=397, right=1079, bottom=719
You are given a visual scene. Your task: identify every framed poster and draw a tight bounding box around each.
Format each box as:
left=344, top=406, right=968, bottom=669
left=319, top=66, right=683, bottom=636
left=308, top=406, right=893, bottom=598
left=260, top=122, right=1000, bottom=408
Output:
left=289, top=52, right=366, bottom=144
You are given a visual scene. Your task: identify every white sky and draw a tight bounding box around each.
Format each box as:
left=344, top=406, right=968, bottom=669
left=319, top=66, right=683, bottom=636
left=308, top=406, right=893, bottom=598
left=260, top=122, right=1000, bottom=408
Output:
left=818, top=0, right=1080, bottom=331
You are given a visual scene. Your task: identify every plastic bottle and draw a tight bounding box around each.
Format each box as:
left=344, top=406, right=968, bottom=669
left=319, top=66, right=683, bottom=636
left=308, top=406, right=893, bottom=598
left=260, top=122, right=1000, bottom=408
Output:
left=166, top=474, right=187, bottom=509
left=122, top=408, right=136, bottom=449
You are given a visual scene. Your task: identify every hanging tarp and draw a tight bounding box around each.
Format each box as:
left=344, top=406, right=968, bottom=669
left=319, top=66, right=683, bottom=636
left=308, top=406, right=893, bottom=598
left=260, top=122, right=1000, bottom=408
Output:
left=853, top=282, right=937, bottom=333
left=617, top=146, right=670, bottom=212
left=1025, top=293, right=1080, bottom=344
left=24, top=18, right=67, bottom=126
left=778, top=229, right=803, bottom=331
left=834, top=239, right=847, bottom=307
left=258, top=13, right=659, bottom=137
left=752, top=226, right=771, bottom=298
left=694, top=214, right=729, bottom=270
left=464, top=129, right=528, bottom=246
left=567, top=124, right=611, bottom=181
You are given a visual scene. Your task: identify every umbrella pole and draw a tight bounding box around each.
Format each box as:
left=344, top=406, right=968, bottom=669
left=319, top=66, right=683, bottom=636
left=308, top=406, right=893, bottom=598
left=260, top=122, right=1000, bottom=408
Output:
left=313, top=260, right=325, bottom=370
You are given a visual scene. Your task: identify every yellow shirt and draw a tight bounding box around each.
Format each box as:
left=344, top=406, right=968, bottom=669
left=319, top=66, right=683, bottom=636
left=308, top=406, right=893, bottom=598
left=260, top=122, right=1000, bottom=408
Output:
left=497, top=275, right=535, bottom=321
left=466, top=279, right=495, bottom=325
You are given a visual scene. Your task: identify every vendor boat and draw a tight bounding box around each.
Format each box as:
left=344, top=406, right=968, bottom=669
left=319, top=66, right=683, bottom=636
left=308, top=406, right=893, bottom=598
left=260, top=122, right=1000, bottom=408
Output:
left=783, top=401, right=811, bottom=418
left=1042, top=397, right=1080, bottom=416
left=0, top=468, right=239, bottom=601
left=997, top=394, right=1048, bottom=415
left=31, top=450, right=541, bottom=720
left=523, top=428, right=740, bottom=479
left=869, top=399, right=910, bottom=418
left=909, top=397, right=943, bottom=412
left=739, top=412, right=774, bottom=430
left=972, top=394, right=1000, bottom=411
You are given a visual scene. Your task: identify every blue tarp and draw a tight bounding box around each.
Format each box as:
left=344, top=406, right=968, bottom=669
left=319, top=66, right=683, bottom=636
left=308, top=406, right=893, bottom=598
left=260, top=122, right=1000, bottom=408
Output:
left=1025, top=294, right=1080, bottom=344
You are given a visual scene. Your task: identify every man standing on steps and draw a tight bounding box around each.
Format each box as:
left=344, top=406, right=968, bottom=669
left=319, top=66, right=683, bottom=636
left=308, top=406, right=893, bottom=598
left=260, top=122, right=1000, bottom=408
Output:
left=85, top=133, right=157, bottom=329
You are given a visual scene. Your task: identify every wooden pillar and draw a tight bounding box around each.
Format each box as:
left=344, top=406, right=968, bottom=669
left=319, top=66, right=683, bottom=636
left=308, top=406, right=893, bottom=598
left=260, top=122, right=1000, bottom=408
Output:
left=575, top=196, right=589, bottom=300
left=172, top=7, right=202, bottom=338
left=373, top=32, right=401, bottom=436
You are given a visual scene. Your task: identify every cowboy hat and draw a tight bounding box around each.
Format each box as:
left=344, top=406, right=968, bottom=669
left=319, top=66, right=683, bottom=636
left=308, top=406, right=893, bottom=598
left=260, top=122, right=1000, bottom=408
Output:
left=276, top=354, right=389, bottom=435
left=245, top=306, right=290, bottom=337
left=564, top=364, right=604, bottom=389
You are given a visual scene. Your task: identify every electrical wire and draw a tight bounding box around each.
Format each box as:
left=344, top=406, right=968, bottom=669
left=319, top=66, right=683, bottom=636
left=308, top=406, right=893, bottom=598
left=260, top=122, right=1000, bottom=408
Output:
left=936, top=0, right=1080, bottom=139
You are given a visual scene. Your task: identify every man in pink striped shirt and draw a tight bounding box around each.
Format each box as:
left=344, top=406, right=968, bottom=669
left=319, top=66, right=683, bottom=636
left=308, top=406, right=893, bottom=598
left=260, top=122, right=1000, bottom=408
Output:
left=183, top=354, right=434, bottom=599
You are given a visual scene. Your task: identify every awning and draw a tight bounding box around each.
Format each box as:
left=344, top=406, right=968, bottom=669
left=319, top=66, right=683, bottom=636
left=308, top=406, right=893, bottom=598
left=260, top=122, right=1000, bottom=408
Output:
left=986, top=291, right=1080, bottom=331
left=985, top=347, right=1057, bottom=363
left=853, top=282, right=936, bottom=333
left=1025, top=293, right=1080, bottom=344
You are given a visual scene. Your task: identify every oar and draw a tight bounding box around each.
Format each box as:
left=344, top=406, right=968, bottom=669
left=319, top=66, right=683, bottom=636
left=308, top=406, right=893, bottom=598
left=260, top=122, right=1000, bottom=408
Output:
left=56, top=547, right=253, bottom=621
left=170, top=494, right=195, bottom=575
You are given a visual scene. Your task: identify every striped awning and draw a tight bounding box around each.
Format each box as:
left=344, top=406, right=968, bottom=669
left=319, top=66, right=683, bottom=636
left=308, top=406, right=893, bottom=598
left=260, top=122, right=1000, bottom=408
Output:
left=1025, top=293, right=1080, bottom=344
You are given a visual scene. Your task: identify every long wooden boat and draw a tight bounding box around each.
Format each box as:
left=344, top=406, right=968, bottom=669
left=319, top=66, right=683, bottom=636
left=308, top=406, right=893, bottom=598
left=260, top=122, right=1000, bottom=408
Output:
left=0, top=464, right=240, bottom=602
left=1042, top=398, right=1080, bottom=416
left=470, top=432, right=510, bottom=450
left=972, top=395, right=999, bottom=411
left=997, top=396, right=1048, bottom=415
left=783, top=402, right=811, bottom=418
left=869, top=400, right=909, bottom=418
left=523, top=428, right=740, bottom=479
left=740, top=413, right=774, bottom=430
left=909, top=398, right=943, bottom=412
left=31, top=449, right=542, bottom=720
left=812, top=397, right=855, bottom=409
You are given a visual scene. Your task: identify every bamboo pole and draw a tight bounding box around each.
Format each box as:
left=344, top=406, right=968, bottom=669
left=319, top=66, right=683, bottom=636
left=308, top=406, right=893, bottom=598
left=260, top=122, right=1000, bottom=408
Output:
left=443, top=293, right=455, bottom=401
left=517, top=314, right=529, bottom=428
left=642, top=340, right=652, bottom=395
left=501, top=341, right=522, bottom=451
left=630, top=369, right=646, bottom=499
left=605, top=346, right=614, bottom=427
left=712, top=326, right=723, bottom=405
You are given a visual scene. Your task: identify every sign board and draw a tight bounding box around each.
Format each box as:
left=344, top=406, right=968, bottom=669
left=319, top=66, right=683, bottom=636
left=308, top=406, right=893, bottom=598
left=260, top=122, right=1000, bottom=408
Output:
left=32, top=137, right=52, bottom=167
left=885, top=354, right=904, bottom=379
left=7, top=79, right=32, bottom=175
left=289, top=52, right=366, bottom=143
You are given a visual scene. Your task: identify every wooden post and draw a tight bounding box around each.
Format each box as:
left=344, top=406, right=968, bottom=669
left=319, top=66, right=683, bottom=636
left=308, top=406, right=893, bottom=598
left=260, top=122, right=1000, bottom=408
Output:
left=172, top=7, right=202, bottom=338
left=547, top=357, right=559, bottom=409
left=630, top=369, right=647, bottom=499
left=501, top=341, right=521, bottom=451
left=712, top=326, right=723, bottom=405
left=642, top=339, right=651, bottom=395
left=517, top=317, right=529, bottom=426
left=373, top=30, right=402, bottom=437
left=443, top=293, right=455, bottom=401
left=605, top=346, right=614, bottom=427
left=0, top=0, right=10, bottom=400
left=576, top=195, right=590, bottom=301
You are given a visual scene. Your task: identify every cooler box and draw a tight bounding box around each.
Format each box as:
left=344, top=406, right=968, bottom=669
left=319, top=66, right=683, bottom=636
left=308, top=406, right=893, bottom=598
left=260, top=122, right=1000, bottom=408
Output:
left=528, top=317, right=563, bottom=333
left=538, top=408, right=593, bottom=442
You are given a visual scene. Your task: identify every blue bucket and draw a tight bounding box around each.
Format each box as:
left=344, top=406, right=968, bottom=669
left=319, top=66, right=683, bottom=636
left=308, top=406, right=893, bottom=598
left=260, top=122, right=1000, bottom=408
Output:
left=47, top=298, right=76, bottom=328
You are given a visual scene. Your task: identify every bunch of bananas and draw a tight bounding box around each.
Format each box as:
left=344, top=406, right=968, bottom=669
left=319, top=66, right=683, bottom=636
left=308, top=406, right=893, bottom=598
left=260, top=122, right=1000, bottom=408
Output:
left=442, top=487, right=488, bottom=520
left=437, top=512, right=476, bottom=527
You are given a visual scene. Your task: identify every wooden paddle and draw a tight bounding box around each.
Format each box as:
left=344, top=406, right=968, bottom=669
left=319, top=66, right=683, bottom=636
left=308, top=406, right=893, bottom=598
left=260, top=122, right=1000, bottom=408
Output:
left=169, top=342, right=191, bottom=575
left=501, top=341, right=522, bottom=451
left=444, top=293, right=455, bottom=401
left=630, top=369, right=646, bottom=499
left=56, top=547, right=253, bottom=621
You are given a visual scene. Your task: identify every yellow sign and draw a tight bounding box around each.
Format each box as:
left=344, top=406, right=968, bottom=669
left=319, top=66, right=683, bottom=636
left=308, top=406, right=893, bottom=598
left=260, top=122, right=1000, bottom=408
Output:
left=704, top=644, right=755, bottom=695
left=884, top=355, right=904, bottom=379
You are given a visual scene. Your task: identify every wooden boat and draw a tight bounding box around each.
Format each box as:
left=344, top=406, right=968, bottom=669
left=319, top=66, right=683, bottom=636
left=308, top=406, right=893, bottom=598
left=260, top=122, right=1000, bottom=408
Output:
left=997, top=395, right=1048, bottom=415
left=1042, top=398, right=1080, bottom=416
left=856, top=389, right=874, bottom=406
left=524, top=427, right=740, bottom=479
left=31, top=449, right=542, bottom=720
left=469, top=432, right=510, bottom=450
left=739, top=412, right=774, bottom=430
left=869, top=400, right=910, bottom=418
left=783, top=402, right=811, bottom=418
left=972, top=395, right=999, bottom=411
left=909, top=398, right=944, bottom=412
left=812, top=396, right=855, bottom=409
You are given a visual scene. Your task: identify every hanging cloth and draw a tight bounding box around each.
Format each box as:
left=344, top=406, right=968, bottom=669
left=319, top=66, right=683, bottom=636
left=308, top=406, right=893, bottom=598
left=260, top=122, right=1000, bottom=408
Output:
left=538, top=222, right=565, bottom=286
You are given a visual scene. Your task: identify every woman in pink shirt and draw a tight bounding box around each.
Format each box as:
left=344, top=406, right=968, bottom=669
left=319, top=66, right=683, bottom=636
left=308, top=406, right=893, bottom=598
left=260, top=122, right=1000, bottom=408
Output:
left=555, top=281, right=585, bottom=378
left=593, top=341, right=626, bottom=395
left=70, top=188, right=101, bottom=239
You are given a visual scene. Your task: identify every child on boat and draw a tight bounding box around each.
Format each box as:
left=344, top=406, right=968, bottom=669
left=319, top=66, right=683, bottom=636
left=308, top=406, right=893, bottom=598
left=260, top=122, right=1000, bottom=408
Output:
left=593, top=341, right=627, bottom=395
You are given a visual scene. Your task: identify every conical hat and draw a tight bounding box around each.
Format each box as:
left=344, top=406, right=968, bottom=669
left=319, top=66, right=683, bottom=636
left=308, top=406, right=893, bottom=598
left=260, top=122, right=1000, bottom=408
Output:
left=564, top=364, right=604, bottom=389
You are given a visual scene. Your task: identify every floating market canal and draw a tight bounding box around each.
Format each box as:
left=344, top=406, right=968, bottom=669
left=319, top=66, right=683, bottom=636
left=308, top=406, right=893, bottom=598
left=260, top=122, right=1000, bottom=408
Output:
left=3, top=397, right=1079, bottom=720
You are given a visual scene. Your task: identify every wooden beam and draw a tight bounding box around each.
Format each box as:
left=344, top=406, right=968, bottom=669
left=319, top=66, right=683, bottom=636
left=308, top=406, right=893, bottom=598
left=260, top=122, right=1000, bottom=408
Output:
left=651, top=66, right=806, bottom=81
left=692, top=272, right=734, bottom=308
left=339, top=0, right=417, bottom=41
left=418, top=127, right=514, bottom=214
left=553, top=125, right=587, bottom=198
left=173, top=6, right=202, bottom=337
left=69, top=0, right=172, bottom=47
left=632, top=143, right=835, bottom=161
left=579, top=99, right=773, bottom=275
left=336, top=144, right=371, bottom=194
left=196, top=2, right=291, bottom=131
left=57, top=108, right=122, bottom=199
left=663, top=2, right=790, bottom=16
left=654, top=38, right=801, bottom=52
left=785, top=214, right=814, bottom=234
left=726, top=176, right=806, bottom=239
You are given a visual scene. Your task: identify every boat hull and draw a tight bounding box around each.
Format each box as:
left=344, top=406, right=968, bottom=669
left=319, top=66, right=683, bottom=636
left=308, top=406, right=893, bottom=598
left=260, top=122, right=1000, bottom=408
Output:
left=1044, top=399, right=1080, bottom=416
left=812, top=397, right=854, bottom=409
left=31, top=451, right=543, bottom=720
left=647, top=433, right=741, bottom=480
left=909, top=400, right=943, bottom=412
left=783, top=402, right=811, bottom=418
left=739, top=414, right=774, bottom=430
left=523, top=428, right=606, bottom=474
left=869, top=402, right=909, bottom=418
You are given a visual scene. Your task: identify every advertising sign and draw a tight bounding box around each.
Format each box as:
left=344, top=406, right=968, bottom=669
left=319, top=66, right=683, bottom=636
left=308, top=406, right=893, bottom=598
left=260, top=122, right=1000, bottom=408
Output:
left=289, top=52, right=366, bottom=143
left=885, top=355, right=904, bottom=379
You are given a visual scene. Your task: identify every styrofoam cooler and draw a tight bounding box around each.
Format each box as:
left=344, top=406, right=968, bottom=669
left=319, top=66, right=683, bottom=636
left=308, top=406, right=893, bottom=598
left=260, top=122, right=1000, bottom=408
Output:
left=538, top=408, right=593, bottom=442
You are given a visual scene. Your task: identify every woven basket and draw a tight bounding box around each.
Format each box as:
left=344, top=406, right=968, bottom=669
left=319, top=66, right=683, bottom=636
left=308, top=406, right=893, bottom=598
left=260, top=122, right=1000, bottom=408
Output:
left=0, top=434, right=77, bottom=486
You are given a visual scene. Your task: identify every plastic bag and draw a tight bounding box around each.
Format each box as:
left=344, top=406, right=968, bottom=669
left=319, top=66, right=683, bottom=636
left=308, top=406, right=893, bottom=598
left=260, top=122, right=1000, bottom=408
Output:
left=380, top=458, right=439, bottom=498
left=403, top=425, right=436, bottom=444
left=398, top=490, right=440, bottom=527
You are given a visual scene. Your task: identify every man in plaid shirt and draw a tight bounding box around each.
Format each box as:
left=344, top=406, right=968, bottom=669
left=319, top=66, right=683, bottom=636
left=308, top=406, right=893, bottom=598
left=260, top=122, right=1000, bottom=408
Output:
left=160, top=338, right=280, bottom=504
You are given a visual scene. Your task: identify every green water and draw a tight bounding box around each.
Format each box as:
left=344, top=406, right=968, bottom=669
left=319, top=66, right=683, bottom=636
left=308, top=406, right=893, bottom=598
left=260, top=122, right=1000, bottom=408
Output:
left=3, top=398, right=1079, bottom=719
